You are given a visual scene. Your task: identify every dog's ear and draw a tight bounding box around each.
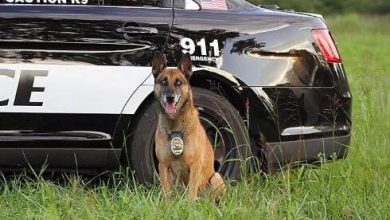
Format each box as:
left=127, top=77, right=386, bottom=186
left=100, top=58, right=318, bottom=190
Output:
left=178, top=53, right=192, bottom=80
left=152, top=52, right=167, bottom=78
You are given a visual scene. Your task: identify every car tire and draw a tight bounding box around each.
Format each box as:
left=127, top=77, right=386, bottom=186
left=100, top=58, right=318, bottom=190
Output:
left=127, top=87, right=252, bottom=184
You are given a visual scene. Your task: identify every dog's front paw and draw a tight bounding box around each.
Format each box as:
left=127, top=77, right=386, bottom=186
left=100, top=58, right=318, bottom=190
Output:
left=161, top=190, right=174, bottom=199
left=188, top=195, right=200, bottom=202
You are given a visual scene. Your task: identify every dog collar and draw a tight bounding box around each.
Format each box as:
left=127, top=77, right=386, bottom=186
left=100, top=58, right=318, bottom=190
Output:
left=169, top=131, right=184, bottom=157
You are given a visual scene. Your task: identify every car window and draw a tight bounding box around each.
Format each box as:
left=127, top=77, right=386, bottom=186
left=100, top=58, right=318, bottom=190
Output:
left=0, top=0, right=199, bottom=8
left=0, top=0, right=160, bottom=7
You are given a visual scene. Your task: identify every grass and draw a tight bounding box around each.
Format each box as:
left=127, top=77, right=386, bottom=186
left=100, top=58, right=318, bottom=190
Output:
left=0, top=14, right=389, bottom=219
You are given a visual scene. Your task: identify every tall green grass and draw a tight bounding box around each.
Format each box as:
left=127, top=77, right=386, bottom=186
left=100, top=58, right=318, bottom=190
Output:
left=0, top=15, right=389, bottom=219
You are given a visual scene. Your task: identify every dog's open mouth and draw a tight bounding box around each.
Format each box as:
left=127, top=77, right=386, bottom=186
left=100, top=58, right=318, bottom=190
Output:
left=163, top=95, right=180, bottom=116
left=165, top=101, right=177, bottom=115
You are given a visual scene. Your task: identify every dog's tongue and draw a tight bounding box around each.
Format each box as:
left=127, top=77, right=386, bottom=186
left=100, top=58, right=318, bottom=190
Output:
left=165, top=102, right=176, bottom=114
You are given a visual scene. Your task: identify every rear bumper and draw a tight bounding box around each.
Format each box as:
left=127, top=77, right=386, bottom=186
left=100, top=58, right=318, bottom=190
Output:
left=266, top=133, right=351, bottom=172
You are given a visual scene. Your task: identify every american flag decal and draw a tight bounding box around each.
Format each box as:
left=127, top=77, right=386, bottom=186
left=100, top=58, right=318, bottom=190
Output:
left=201, top=0, right=228, bottom=10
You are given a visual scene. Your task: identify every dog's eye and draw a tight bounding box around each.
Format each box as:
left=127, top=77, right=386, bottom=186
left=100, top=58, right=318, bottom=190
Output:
left=175, top=80, right=181, bottom=86
left=161, top=79, right=167, bottom=85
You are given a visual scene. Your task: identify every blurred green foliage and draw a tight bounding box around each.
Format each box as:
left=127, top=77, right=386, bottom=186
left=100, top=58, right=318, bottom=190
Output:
left=248, top=0, right=390, bottom=14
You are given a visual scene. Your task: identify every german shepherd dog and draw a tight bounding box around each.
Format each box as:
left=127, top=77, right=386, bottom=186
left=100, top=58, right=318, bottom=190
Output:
left=152, top=52, right=226, bottom=200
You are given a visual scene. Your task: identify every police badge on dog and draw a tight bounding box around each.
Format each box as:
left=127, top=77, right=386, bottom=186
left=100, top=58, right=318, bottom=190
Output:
left=170, top=132, right=184, bottom=156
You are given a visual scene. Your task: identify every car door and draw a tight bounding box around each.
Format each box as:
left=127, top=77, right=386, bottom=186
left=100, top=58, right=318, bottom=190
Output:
left=0, top=1, right=173, bottom=169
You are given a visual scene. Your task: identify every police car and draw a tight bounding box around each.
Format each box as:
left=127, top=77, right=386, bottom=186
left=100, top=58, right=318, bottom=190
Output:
left=0, top=0, right=352, bottom=183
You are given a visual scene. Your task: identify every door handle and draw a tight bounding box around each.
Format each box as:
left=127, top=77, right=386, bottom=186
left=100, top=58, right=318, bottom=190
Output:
left=116, top=26, right=158, bottom=34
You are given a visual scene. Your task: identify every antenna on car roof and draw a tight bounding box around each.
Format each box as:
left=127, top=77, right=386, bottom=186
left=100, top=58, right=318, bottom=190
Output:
left=162, top=0, right=175, bottom=53
left=112, top=0, right=176, bottom=154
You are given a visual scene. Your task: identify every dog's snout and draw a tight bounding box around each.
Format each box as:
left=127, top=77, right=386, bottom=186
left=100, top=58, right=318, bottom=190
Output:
left=166, top=95, right=175, bottom=103
left=165, top=89, right=176, bottom=103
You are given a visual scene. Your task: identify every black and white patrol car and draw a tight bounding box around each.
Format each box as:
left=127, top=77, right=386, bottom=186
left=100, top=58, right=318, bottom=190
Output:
left=0, top=0, right=352, bottom=182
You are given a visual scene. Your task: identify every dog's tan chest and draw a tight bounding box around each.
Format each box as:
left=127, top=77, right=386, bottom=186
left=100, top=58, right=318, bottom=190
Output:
left=169, top=159, right=190, bottom=180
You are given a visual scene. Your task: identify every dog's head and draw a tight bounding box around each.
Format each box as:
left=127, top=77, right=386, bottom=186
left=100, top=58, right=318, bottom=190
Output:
left=152, top=52, right=193, bottom=119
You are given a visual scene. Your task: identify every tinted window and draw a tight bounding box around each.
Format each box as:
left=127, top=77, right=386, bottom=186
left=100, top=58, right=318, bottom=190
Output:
left=0, top=0, right=160, bottom=7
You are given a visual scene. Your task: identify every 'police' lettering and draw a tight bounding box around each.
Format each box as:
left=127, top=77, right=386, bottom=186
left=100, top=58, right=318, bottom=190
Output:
left=0, top=69, right=15, bottom=106
left=14, top=70, right=48, bottom=106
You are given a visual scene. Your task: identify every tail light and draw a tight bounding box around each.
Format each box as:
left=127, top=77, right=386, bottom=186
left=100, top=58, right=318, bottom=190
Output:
left=311, top=29, right=342, bottom=63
